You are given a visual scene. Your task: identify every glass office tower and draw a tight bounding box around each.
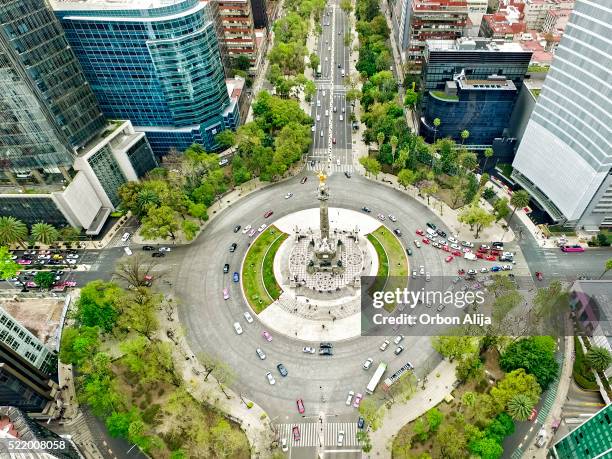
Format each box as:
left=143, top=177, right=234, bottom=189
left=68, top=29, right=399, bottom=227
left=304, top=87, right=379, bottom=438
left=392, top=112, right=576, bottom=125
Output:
left=0, top=0, right=105, bottom=172
left=53, top=0, right=239, bottom=155
left=511, top=0, right=612, bottom=230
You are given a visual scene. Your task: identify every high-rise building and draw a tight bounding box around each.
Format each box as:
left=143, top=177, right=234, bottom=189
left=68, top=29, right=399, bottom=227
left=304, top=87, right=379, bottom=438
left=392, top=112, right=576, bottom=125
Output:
left=0, top=0, right=157, bottom=234
left=52, top=0, right=240, bottom=155
left=390, top=0, right=412, bottom=63
left=522, top=0, right=574, bottom=30
left=250, top=0, right=269, bottom=29
left=419, top=38, right=532, bottom=149
left=0, top=406, right=82, bottom=457
left=549, top=404, right=612, bottom=458
left=405, top=0, right=469, bottom=73
left=217, top=0, right=258, bottom=67
left=511, top=0, right=612, bottom=230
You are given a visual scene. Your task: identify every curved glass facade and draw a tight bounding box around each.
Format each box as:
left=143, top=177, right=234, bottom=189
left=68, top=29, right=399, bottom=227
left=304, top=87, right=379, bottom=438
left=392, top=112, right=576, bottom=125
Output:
left=55, top=0, right=236, bottom=154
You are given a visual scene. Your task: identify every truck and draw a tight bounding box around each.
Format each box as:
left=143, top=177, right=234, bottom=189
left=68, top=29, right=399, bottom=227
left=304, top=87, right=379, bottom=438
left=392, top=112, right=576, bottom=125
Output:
left=366, top=362, right=387, bottom=394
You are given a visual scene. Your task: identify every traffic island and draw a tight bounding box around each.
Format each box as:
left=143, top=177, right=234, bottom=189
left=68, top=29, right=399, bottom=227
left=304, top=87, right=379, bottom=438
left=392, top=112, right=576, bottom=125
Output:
left=241, top=226, right=288, bottom=313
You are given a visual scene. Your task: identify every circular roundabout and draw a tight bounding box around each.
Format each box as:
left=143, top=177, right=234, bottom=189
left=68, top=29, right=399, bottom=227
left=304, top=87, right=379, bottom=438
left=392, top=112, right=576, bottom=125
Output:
left=174, top=172, right=460, bottom=421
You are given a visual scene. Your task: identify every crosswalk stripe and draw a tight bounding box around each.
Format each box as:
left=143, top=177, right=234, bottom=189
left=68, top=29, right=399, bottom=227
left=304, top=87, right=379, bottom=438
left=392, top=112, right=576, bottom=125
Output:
left=277, top=422, right=360, bottom=448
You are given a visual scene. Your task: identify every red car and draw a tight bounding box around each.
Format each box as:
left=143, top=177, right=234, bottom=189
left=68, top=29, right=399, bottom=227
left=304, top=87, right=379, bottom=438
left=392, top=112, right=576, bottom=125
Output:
left=490, top=249, right=501, bottom=256
left=486, top=255, right=497, bottom=261
left=452, top=250, right=462, bottom=257
left=416, top=229, right=424, bottom=236
left=477, top=247, right=488, bottom=254
left=332, top=137, right=336, bottom=144
left=422, top=238, right=430, bottom=245
left=292, top=426, right=301, bottom=441
left=442, top=245, right=451, bottom=252
left=262, top=330, right=273, bottom=341
left=476, top=252, right=484, bottom=259
left=536, top=271, right=544, bottom=281
left=296, top=399, right=305, bottom=414
left=264, top=210, right=274, bottom=218
left=445, top=255, right=454, bottom=263
left=528, top=408, right=538, bottom=421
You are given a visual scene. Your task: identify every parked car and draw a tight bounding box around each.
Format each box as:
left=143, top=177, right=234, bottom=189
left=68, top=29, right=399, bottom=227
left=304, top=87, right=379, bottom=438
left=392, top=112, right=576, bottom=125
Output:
left=257, top=224, right=267, bottom=232
left=414, top=240, right=421, bottom=248
left=352, top=393, right=363, bottom=408
left=256, top=348, right=266, bottom=359
left=242, top=225, right=252, bottom=234
left=303, top=346, right=316, bottom=354
left=380, top=340, right=390, bottom=351
left=416, top=229, right=424, bottom=236
left=346, top=390, right=355, bottom=406
left=445, top=255, right=454, bottom=263
left=266, top=372, right=276, bottom=385
left=152, top=252, right=165, bottom=258
left=388, top=215, right=397, bottom=222
left=363, top=358, right=373, bottom=370
left=357, top=417, right=365, bottom=429
left=426, top=222, right=436, bottom=230
left=262, top=331, right=273, bottom=341
left=394, top=345, right=405, bottom=355
left=393, top=335, right=404, bottom=344
left=142, top=245, right=155, bottom=251
left=243, top=311, right=253, bottom=323
left=233, top=322, right=243, bottom=334
left=277, top=363, right=288, bottom=377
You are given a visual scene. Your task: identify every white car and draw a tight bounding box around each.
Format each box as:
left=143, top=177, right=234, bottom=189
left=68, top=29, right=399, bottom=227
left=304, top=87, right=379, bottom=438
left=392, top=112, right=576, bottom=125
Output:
left=480, top=267, right=489, bottom=273
left=339, top=115, right=343, bottom=121
left=448, top=236, right=458, bottom=244
left=243, top=311, right=254, bottom=323
left=345, top=390, right=355, bottom=406
left=461, top=241, right=474, bottom=248
left=159, top=247, right=171, bottom=252
left=412, top=270, right=417, bottom=278
left=121, top=232, right=131, bottom=242
left=502, top=264, right=513, bottom=270
left=311, top=125, right=316, bottom=132
left=66, top=259, right=77, bottom=265
left=419, top=265, right=425, bottom=275
left=337, top=430, right=345, bottom=447
left=388, top=215, right=397, bottom=222
left=426, top=272, right=431, bottom=282
left=285, top=192, right=293, bottom=199
left=438, top=238, right=446, bottom=245
left=316, top=114, right=321, bottom=121
left=393, top=335, right=404, bottom=345
left=450, top=243, right=460, bottom=250
left=256, top=348, right=266, bottom=360
left=281, top=438, right=288, bottom=452
left=242, top=225, right=252, bottom=234
left=66, top=254, right=79, bottom=259
left=303, top=346, right=316, bottom=354
left=380, top=339, right=390, bottom=351
left=266, top=372, right=276, bottom=385
left=377, top=214, right=385, bottom=221
left=233, top=322, right=243, bottom=335
left=363, top=358, right=373, bottom=370
left=413, top=240, right=421, bottom=248
left=258, top=224, right=267, bottom=232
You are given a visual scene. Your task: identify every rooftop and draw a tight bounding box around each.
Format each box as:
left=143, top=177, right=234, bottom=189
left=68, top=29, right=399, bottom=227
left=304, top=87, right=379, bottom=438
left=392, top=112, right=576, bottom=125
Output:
left=482, top=12, right=527, bottom=35
left=460, top=77, right=516, bottom=90
left=426, top=37, right=528, bottom=52
left=1, top=298, right=66, bottom=350
left=51, top=0, right=185, bottom=10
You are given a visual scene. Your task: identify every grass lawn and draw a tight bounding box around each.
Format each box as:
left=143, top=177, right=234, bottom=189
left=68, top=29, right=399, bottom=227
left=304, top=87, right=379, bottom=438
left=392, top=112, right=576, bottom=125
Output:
left=242, top=226, right=288, bottom=313
left=366, top=226, right=409, bottom=311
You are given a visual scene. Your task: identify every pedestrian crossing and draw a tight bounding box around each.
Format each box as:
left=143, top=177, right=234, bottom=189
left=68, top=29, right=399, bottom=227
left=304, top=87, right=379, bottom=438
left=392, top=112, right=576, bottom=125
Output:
left=306, top=162, right=353, bottom=173
left=277, top=422, right=360, bottom=448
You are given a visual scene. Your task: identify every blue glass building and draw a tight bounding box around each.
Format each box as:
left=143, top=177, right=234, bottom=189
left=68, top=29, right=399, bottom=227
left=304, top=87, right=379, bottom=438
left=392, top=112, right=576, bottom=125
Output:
left=421, top=74, right=517, bottom=146
left=53, top=0, right=239, bottom=155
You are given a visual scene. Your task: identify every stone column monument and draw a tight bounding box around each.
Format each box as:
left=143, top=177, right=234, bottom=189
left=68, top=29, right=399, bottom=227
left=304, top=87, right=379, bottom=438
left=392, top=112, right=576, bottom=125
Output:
left=318, top=171, right=330, bottom=240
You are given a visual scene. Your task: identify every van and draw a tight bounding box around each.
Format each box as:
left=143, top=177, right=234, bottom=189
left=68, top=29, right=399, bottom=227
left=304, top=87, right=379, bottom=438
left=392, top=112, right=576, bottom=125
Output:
left=121, top=232, right=131, bottom=242
left=341, top=70, right=345, bottom=77
left=317, top=99, right=321, bottom=107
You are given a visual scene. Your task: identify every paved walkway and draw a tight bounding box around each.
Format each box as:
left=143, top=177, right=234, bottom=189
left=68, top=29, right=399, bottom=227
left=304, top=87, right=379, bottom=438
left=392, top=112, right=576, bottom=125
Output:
left=367, top=359, right=457, bottom=458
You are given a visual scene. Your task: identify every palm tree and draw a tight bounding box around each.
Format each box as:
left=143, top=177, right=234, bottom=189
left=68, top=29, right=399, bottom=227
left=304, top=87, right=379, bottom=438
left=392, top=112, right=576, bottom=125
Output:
left=376, top=132, right=385, bottom=151
left=0, top=216, right=28, bottom=248
left=433, top=118, right=441, bottom=142
left=30, top=223, right=59, bottom=246
left=389, top=135, right=398, bottom=162
left=508, top=190, right=530, bottom=226
left=482, top=147, right=494, bottom=172
left=586, top=346, right=612, bottom=372
left=136, top=189, right=160, bottom=216
left=599, top=258, right=612, bottom=279
left=507, top=393, right=535, bottom=421
left=460, top=129, right=470, bottom=145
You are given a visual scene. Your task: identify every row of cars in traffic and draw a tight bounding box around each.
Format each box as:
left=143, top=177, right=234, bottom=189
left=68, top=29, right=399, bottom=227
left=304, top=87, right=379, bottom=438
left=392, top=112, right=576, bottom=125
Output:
left=11, top=249, right=81, bottom=266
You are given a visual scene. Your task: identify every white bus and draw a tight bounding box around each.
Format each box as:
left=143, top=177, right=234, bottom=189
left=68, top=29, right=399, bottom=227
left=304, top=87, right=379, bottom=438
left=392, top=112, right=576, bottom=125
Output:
left=366, top=362, right=387, bottom=394
left=316, top=64, right=322, bottom=78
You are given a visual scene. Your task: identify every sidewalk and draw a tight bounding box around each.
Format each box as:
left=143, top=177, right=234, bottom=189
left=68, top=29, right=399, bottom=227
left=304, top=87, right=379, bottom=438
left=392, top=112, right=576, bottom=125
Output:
left=367, top=359, right=457, bottom=458
left=161, top=293, right=276, bottom=458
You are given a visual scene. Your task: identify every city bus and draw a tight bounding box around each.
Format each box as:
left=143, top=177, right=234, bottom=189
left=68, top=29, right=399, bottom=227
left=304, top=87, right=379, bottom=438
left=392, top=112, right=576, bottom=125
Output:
left=561, top=245, right=585, bottom=253
left=316, top=64, right=322, bottom=78
left=366, top=362, right=387, bottom=394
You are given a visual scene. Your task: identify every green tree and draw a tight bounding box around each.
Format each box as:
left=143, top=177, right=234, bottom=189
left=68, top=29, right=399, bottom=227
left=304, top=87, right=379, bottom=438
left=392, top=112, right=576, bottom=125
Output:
left=188, top=202, right=208, bottom=221
left=59, top=326, right=100, bottom=365
left=460, top=151, right=478, bottom=171
left=491, top=369, right=541, bottom=412
left=493, top=197, right=511, bottom=222
left=435, top=422, right=467, bottom=458
left=214, top=130, right=236, bottom=149
left=340, top=0, right=353, bottom=13
left=34, top=271, right=56, bottom=289
left=403, top=88, right=418, bottom=109
left=586, top=346, right=612, bottom=372
left=432, top=336, right=478, bottom=362
left=482, top=147, right=494, bottom=171
left=105, top=409, right=141, bottom=438
left=397, top=168, right=417, bottom=190
left=456, top=354, right=484, bottom=382
left=506, top=393, right=536, bottom=421
left=30, top=222, right=59, bottom=245
left=0, top=246, right=19, bottom=280
left=599, top=258, right=612, bottom=279
left=376, top=131, right=385, bottom=150
left=426, top=407, right=443, bottom=432
left=0, top=216, right=28, bottom=247
left=413, top=416, right=430, bottom=441
left=358, top=398, right=381, bottom=431
left=140, top=205, right=179, bottom=240
left=433, top=118, right=441, bottom=142
left=460, top=129, right=470, bottom=145
left=231, top=54, right=251, bottom=71
left=469, top=436, right=504, bottom=459
left=422, top=182, right=439, bottom=206
left=357, top=430, right=372, bottom=452
left=309, top=52, right=320, bottom=72
left=458, top=204, right=495, bottom=238
left=500, top=337, right=558, bottom=389
left=508, top=190, right=530, bottom=226
left=304, top=80, right=317, bottom=102
left=389, top=135, right=398, bottom=162
left=359, top=156, right=381, bottom=178
left=181, top=220, right=199, bottom=241
left=79, top=352, right=124, bottom=417
left=59, top=226, right=81, bottom=242
left=75, top=280, right=122, bottom=332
